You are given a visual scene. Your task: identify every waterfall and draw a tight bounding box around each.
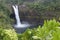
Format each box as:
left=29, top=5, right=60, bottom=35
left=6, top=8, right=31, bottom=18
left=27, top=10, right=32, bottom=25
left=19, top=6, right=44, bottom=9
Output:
left=12, top=5, right=30, bottom=28
left=12, top=5, right=21, bottom=25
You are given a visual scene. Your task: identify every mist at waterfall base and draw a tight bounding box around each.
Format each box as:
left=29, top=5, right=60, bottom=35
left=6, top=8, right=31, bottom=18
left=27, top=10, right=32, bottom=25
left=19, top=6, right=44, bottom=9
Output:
left=12, top=5, right=30, bottom=28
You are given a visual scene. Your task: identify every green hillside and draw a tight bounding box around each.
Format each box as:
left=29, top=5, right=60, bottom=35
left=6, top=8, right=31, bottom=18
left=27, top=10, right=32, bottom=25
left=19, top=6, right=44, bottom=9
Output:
left=0, top=0, right=60, bottom=40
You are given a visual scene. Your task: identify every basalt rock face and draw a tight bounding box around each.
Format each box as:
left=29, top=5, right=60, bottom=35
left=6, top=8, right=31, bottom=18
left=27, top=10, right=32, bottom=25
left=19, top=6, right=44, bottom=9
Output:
left=18, top=5, right=44, bottom=26
left=17, top=4, right=60, bottom=26
left=9, top=4, right=43, bottom=27
left=9, top=0, right=60, bottom=27
left=10, top=4, right=60, bottom=27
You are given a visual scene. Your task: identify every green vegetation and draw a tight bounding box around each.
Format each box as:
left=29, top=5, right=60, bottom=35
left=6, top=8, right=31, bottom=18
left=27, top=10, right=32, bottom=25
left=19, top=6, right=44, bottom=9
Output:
left=26, top=0, right=60, bottom=20
left=0, top=28, right=18, bottom=40
left=0, top=0, right=60, bottom=40
left=0, top=18, right=60, bottom=40
left=18, top=19, right=60, bottom=40
left=0, top=0, right=60, bottom=28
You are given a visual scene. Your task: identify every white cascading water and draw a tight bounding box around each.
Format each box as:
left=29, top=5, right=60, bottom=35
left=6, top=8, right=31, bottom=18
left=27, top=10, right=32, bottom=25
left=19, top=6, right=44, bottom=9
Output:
left=12, top=5, right=30, bottom=28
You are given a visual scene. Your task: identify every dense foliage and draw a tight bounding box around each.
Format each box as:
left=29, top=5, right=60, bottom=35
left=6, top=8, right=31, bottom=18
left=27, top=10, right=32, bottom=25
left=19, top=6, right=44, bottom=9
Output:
left=0, top=0, right=60, bottom=40
left=0, top=28, right=18, bottom=40
left=18, top=19, right=60, bottom=40
left=0, top=1, right=14, bottom=29
left=26, top=0, right=60, bottom=20
left=0, top=0, right=60, bottom=28
left=0, top=19, right=60, bottom=40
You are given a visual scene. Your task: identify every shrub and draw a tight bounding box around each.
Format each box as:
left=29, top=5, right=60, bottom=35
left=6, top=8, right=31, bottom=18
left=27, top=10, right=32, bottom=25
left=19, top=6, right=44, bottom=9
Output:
left=18, top=19, right=60, bottom=40
left=0, top=28, right=18, bottom=40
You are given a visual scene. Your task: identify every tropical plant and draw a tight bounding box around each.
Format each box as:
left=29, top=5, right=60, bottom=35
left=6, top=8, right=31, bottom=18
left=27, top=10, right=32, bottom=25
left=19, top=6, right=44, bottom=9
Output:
left=18, top=19, right=60, bottom=40
left=0, top=28, right=18, bottom=40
